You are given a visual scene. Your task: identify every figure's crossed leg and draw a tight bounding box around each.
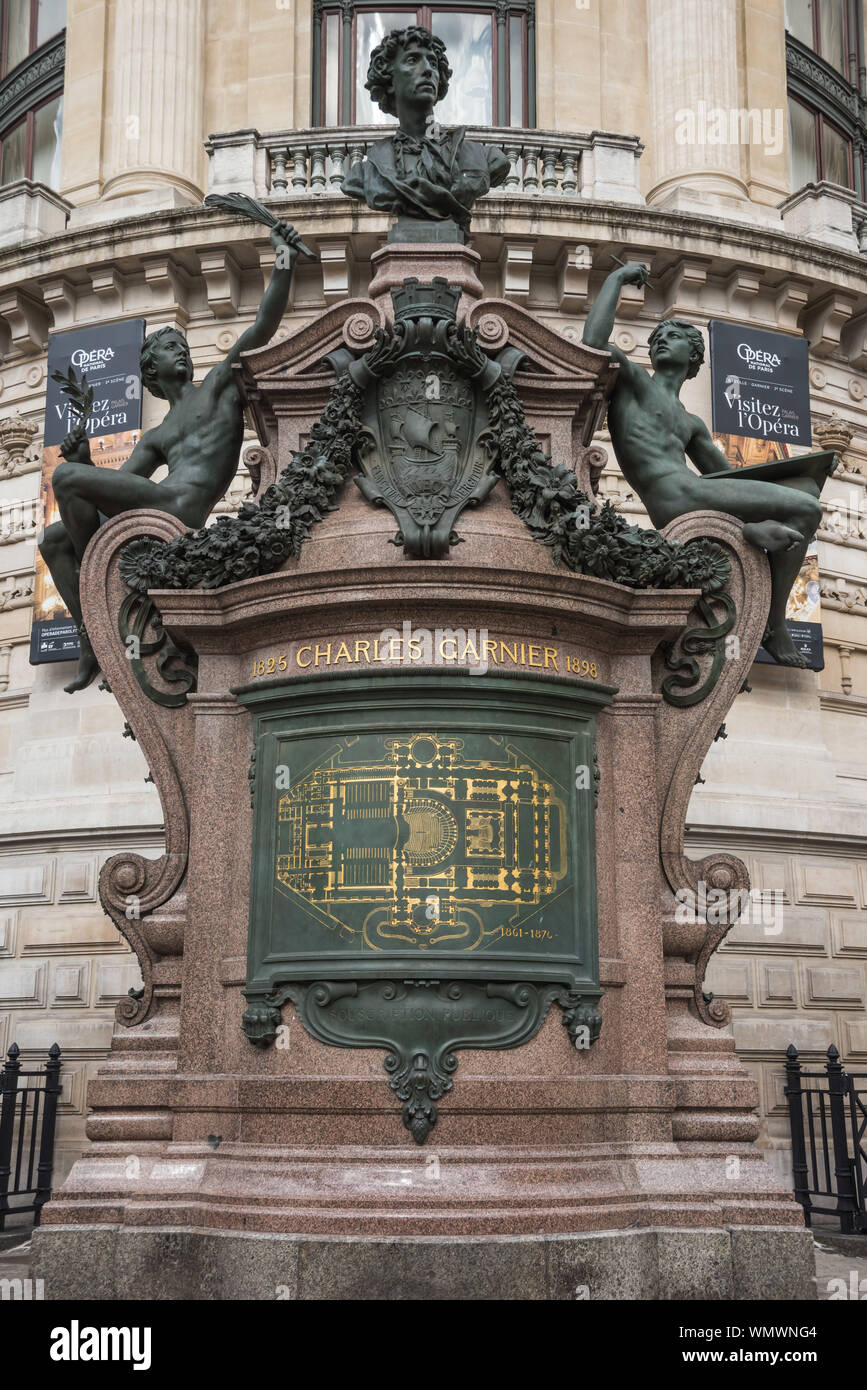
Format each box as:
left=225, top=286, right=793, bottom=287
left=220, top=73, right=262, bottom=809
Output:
left=39, top=520, right=100, bottom=692
left=689, top=476, right=822, bottom=671
left=47, top=464, right=196, bottom=693
left=741, top=520, right=804, bottom=554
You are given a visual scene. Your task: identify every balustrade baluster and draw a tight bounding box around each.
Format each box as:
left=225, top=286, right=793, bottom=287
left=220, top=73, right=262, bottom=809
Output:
left=561, top=150, right=578, bottom=196
left=310, top=149, right=327, bottom=194
left=329, top=142, right=347, bottom=190
left=541, top=147, right=559, bottom=195
left=503, top=144, right=521, bottom=193
left=523, top=146, right=540, bottom=193
left=271, top=146, right=289, bottom=194
left=291, top=147, right=308, bottom=193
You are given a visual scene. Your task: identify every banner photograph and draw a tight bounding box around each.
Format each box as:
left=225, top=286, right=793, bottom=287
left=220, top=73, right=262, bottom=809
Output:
left=30, top=319, right=145, bottom=664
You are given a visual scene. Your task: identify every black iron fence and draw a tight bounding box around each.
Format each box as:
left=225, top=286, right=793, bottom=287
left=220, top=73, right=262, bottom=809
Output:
left=0, top=1042, right=62, bottom=1229
left=785, top=1043, right=867, bottom=1233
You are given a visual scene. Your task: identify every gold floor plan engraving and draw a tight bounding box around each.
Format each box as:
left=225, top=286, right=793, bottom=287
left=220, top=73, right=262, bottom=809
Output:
left=275, top=731, right=568, bottom=953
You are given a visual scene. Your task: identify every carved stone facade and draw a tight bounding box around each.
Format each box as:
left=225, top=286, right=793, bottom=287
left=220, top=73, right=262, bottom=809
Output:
left=0, top=0, right=866, bottom=1192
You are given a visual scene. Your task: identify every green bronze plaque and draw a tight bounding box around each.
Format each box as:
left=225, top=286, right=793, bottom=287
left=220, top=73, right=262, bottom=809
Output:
left=235, top=672, right=614, bottom=1141
left=275, top=726, right=573, bottom=957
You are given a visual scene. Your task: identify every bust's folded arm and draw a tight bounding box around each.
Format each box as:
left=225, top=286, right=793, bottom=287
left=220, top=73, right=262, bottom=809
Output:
left=485, top=142, right=511, bottom=188
left=340, top=161, right=366, bottom=202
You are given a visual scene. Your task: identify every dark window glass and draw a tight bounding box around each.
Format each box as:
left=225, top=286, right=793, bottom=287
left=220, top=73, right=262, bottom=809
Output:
left=818, top=0, right=846, bottom=73
left=785, top=0, right=815, bottom=48
left=354, top=9, right=408, bottom=125
left=32, top=90, right=61, bottom=184
left=4, top=0, right=30, bottom=73
left=0, top=0, right=67, bottom=187
left=320, top=4, right=532, bottom=128
left=323, top=10, right=340, bottom=126
left=508, top=14, right=525, bottom=127
left=789, top=98, right=818, bottom=187
left=785, top=0, right=850, bottom=76
left=821, top=117, right=851, bottom=184
left=2, top=0, right=66, bottom=75
left=0, top=116, right=26, bottom=181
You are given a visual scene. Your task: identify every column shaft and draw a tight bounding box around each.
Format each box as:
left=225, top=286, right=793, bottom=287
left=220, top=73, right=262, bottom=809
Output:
left=103, top=0, right=205, bottom=203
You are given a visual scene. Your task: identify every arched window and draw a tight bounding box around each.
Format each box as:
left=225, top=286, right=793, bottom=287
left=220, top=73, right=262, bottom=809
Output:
left=785, top=0, right=865, bottom=195
left=0, top=0, right=65, bottom=189
left=313, top=1, right=535, bottom=129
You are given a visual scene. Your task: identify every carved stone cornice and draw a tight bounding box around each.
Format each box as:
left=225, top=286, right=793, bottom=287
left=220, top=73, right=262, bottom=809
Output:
left=820, top=690, right=867, bottom=716
left=818, top=524, right=867, bottom=553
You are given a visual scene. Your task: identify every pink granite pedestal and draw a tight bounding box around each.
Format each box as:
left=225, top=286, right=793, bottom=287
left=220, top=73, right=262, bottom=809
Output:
left=31, top=255, right=815, bottom=1301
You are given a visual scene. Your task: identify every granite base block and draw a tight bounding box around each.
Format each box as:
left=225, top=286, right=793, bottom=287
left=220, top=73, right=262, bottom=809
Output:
left=32, top=1225, right=816, bottom=1301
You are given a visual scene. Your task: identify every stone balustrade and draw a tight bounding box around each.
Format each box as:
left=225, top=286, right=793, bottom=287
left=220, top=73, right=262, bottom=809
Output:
left=205, top=126, right=646, bottom=206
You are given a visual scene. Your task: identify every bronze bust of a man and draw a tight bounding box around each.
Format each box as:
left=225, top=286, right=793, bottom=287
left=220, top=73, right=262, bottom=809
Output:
left=341, top=25, right=509, bottom=241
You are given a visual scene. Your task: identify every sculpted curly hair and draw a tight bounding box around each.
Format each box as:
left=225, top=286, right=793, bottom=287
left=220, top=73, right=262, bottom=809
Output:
left=648, top=319, right=705, bottom=380
left=140, top=327, right=193, bottom=400
left=365, top=25, right=452, bottom=118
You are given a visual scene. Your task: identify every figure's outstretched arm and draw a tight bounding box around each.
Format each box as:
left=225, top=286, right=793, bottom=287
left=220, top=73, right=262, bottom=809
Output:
left=237, top=219, right=299, bottom=353
left=208, top=221, right=300, bottom=388
left=583, top=263, right=650, bottom=376
left=686, top=419, right=733, bottom=476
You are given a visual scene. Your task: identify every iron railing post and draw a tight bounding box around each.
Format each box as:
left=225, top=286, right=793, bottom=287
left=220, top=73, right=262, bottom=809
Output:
left=785, top=1043, right=812, bottom=1225
left=845, top=1074, right=867, bottom=1228
left=34, top=1044, right=61, bottom=1226
left=826, top=1044, right=858, bottom=1234
left=0, top=1042, right=22, bottom=1232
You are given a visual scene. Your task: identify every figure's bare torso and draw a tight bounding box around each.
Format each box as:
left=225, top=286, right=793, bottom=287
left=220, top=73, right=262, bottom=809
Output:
left=150, top=372, right=243, bottom=526
left=608, top=368, right=704, bottom=528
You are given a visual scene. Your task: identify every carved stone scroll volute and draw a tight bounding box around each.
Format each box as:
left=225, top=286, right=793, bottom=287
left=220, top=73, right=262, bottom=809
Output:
left=79, top=510, right=198, bottom=1032
left=653, top=511, right=772, bottom=1026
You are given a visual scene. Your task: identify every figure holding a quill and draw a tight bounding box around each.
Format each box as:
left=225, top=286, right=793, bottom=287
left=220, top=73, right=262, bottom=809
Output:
left=40, top=212, right=311, bottom=693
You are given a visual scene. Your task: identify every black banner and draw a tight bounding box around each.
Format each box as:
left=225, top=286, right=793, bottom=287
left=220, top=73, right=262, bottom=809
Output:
left=709, top=320, right=822, bottom=671
left=29, top=318, right=145, bottom=665
left=709, top=319, right=811, bottom=448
